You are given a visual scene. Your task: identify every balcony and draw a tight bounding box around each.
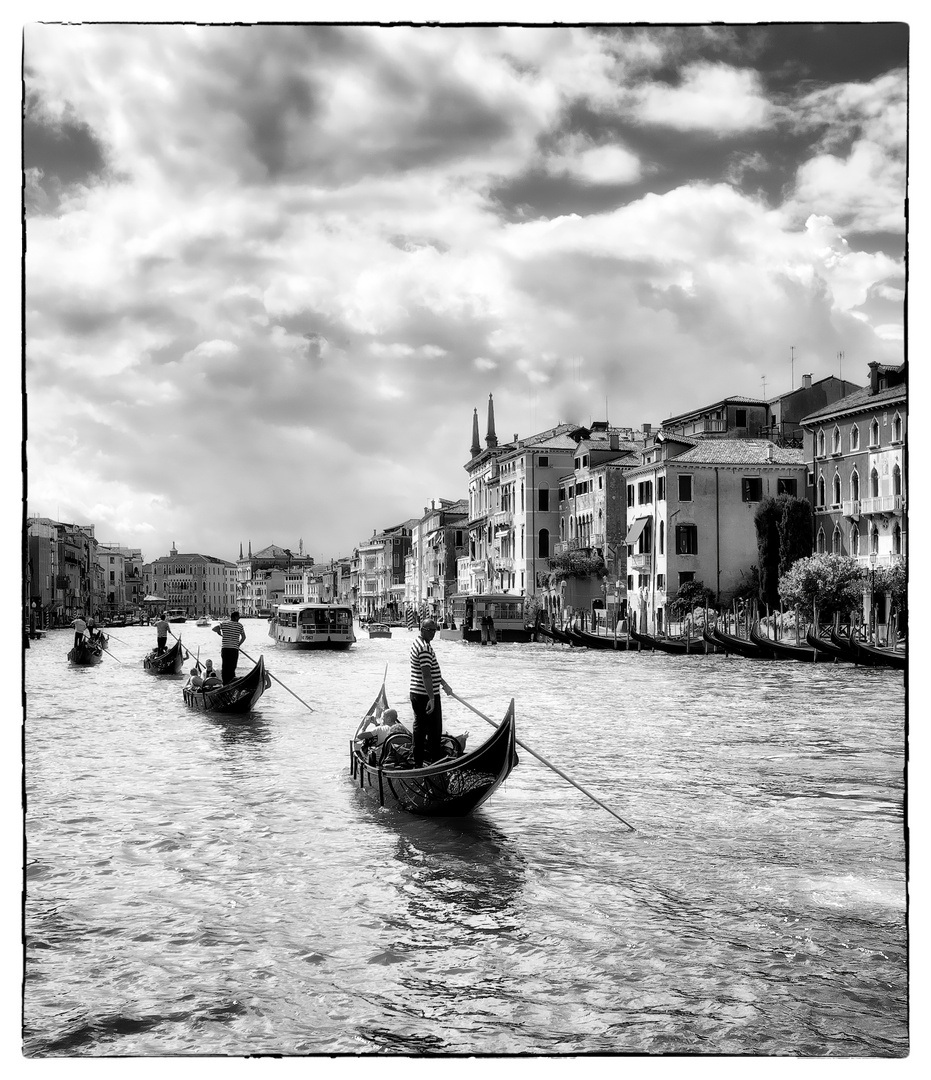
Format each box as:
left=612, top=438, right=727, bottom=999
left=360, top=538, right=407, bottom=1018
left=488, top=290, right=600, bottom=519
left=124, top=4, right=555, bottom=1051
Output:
left=860, top=554, right=906, bottom=569
left=842, top=500, right=860, bottom=519
left=495, top=556, right=515, bottom=571
left=860, top=495, right=898, bottom=516
left=629, top=553, right=651, bottom=572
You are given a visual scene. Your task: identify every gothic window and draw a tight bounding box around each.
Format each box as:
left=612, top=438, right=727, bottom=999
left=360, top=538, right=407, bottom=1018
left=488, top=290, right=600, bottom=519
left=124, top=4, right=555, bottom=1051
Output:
left=832, top=426, right=841, bottom=453
left=850, top=525, right=859, bottom=556
left=892, top=523, right=902, bottom=555
left=817, top=430, right=826, bottom=457
left=850, top=470, right=860, bottom=502
left=816, top=528, right=826, bottom=554
left=870, top=419, right=880, bottom=446
left=870, top=525, right=879, bottom=555
left=850, top=425, right=860, bottom=450
left=538, top=528, right=550, bottom=558
left=892, top=414, right=902, bottom=442
left=870, top=468, right=880, bottom=498
left=832, top=474, right=841, bottom=506
left=892, top=464, right=901, bottom=496
left=832, top=527, right=842, bottom=554
left=817, top=475, right=825, bottom=507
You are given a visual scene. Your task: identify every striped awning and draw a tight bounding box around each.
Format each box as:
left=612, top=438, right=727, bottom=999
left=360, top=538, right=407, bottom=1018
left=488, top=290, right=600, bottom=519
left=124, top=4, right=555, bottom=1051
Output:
left=624, top=518, right=650, bottom=545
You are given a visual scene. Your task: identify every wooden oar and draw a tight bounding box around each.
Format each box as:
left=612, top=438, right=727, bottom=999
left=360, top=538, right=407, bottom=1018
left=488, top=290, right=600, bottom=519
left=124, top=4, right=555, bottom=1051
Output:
left=449, top=691, right=635, bottom=831
left=105, top=632, right=131, bottom=647
left=239, top=648, right=316, bottom=712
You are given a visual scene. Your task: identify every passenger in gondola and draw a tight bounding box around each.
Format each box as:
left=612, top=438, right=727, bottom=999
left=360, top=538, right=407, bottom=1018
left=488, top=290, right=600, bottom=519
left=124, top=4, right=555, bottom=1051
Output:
left=202, top=667, right=222, bottom=690
left=357, top=708, right=409, bottom=749
left=185, top=666, right=204, bottom=690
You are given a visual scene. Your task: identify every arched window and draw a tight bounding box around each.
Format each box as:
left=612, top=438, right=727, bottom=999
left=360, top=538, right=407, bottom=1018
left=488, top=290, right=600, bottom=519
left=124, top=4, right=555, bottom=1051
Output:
left=832, top=426, right=841, bottom=453
left=833, top=474, right=841, bottom=506
left=559, top=517, right=565, bottom=540
left=870, top=525, right=879, bottom=555
left=870, top=468, right=880, bottom=498
left=538, top=528, right=550, bottom=559
left=832, top=527, right=842, bottom=554
left=892, top=523, right=902, bottom=555
left=569, top=516, right=575, bottom=538
left=892, top=413, right=902, bottom=442
left=817, top=430, right=826, bottom=456
left=817, top=475, right=825, bottom=507
left=850, top=525, right=859, bottom=556
left=659, top=520, right=665, bottom=554
left=816, top=528, right=826, bottom=554
left=870, top=419, right=880, bottom=446
left=850, top=470, right=860, bottom=501
left=893, top=464, right=901, bottom=496
left=850, top=425, right=860, bottom=451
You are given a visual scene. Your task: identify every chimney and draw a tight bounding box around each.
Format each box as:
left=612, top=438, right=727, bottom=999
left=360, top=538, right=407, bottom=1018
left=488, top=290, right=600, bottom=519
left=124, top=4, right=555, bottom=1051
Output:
left=802, top=373, right=812, bottom=389
left=766, top=443, right=774, bottom=462
left=470, top=408, right=481, bottom=458
left=485, top=393, right=498, bottom=448
left=609, top=433, right=619, bottom=450
left=513, top=433, right=518, bottom=442
left=643, top=422, right=652, bottom=436
left=868, top=361, right=880, bottom=394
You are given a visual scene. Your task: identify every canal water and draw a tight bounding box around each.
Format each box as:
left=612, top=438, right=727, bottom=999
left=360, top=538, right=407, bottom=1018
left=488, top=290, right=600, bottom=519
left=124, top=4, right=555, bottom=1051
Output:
left=24, top=620, right=907, bottom=1057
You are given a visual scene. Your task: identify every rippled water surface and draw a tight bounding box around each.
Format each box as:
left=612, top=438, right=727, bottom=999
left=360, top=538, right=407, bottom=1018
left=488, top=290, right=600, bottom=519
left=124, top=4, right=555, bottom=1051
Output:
left=24, top=621, right=907, bottom=1056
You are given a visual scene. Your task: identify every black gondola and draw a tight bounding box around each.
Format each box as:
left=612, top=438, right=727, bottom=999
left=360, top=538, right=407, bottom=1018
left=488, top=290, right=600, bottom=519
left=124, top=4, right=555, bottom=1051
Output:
left=547, top=626, right=580, bottom=646
left=349, top=684, right=519, bottom=816
left=569, top=625, right=635, bottom=650
left=67, top=640, right=104, bottom=666
left=805, top=627, right=853, bottom=663
left=182, top=655, right=271, bottom=714
left=707, top=619, right=770, bottom=659
left=848, top=633, right=907, bottom=670
left=143, top=637, right=188, bottom=675
left=629, top=626, right=708, bottom=655
left=828, top=627, right=875, bottom=665
left=748, top=621, right=833, bottom=663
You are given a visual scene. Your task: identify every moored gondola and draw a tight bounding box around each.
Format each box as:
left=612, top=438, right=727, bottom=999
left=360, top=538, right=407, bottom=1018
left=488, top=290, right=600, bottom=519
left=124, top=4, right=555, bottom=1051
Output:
left=749, top=621, right=833, bottom=663
left=182, top=655, right=271, bottom=713
left=828, top=627, right=875, bottom=666
left=67, top=640, right=104, bottom=666
left=707, top=619, right=770, bottom=659
left=143, top=636, right=188, bottom=674
left=848, top=633, right=907, bottom=670
left=349, top=684, right=518, bottom=816
left=548, top=625, right=580, bottom=646
left=570, top=625, right=634, bottom=650
left=630, top=625, right=708, bottom=655
left=804, top=627, right=852, bottom=662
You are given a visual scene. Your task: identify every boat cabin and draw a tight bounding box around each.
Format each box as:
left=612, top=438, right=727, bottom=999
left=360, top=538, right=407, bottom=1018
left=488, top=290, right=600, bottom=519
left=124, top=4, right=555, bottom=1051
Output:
left=270, top=603, right=356, bottom=650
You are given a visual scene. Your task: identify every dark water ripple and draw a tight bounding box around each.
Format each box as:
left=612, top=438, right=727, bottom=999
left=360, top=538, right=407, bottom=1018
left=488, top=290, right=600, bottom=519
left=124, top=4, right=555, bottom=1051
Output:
left=24, top=623, right=907, bottom=1056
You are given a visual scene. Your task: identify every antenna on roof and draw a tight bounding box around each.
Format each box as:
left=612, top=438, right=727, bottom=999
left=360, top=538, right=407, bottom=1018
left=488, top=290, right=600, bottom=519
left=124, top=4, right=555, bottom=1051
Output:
left=761, top=374, right=767, bottom=398
left=790, top=345, right=795, bottom=390
left=837, top=351, right=844, bottom=381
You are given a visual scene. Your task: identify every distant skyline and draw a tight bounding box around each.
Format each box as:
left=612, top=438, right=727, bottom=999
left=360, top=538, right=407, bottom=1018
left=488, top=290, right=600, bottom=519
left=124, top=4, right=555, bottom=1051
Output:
left=23, top=20, right=907, bottom=565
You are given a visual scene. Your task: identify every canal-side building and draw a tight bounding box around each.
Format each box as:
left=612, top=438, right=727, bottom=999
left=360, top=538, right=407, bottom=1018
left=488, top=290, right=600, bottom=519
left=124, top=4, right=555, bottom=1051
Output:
left=236, top=542, right=314, bottom=616
left=623, top=436, right=807, bottom=630
left=406, top=498, right=468, bottom=622
left=357, top=522, right=416, bottom=620
left=26, top=518, right=101, bottom=625
left=148, top=544, right=239, bottom=617
left=95, top=543, right=145, bottom=620
left=764, top=373, right=862, bottom=447
left=662, top=397, right=770, bottom=440
left=801, top=361, right=906, bottom=628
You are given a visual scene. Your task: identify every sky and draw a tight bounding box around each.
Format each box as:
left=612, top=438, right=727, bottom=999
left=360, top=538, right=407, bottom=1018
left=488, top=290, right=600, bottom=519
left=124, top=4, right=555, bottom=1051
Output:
left=21, top=14, right=909, bottom=566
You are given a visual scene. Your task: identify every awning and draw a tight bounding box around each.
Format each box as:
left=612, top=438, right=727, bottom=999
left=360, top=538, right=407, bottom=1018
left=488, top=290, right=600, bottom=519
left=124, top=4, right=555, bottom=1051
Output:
left=142, top=595, right=169, bottom=603
left=624, top=518, right=650, bottom=546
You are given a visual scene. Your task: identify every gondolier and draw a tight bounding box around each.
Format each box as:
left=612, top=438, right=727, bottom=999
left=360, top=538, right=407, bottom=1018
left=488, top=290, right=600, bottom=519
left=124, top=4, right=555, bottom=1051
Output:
left=409, top=618, right=453, bottom=767
left=213, top=611, right=246, bottom=685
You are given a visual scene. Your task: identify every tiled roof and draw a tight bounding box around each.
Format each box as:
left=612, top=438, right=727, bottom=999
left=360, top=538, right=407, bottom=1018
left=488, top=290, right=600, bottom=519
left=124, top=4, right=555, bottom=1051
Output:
left=801, top=383, right=906, bottom=423
left=664, top=396, right=768, bottom=423
left=657, top=430, right=699, bottom=446
left=675, top=440, right=805, bottom=465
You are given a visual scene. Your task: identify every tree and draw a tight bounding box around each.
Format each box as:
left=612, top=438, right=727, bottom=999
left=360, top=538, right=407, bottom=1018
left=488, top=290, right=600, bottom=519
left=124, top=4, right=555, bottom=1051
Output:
left=547, top=550, right=607, bottom=585
left=872, top=562, right=907, bottom=627
left=777, top=554, right=865, bottom=621
left=754, top=496, right=784, bottom=610
left=777, top=497, right=813, bottom=577
left=731, top=565, right=761, bottom=605
left=668, top=580, right=714, bottom=619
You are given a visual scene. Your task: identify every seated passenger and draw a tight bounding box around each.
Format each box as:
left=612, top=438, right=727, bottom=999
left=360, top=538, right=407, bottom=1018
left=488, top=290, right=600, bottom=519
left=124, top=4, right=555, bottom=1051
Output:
left=185, top=666, right=204, bottom=690
left=202, top=669, right=222, bottom=689
left=357, top=708, right=409, bottom=749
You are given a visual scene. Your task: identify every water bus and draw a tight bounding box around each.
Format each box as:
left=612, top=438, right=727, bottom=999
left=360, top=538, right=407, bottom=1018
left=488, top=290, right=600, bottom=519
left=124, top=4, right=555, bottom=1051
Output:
left=268, top=603, right=356, bottom=650
left=448, top=594, right=532, bottom=644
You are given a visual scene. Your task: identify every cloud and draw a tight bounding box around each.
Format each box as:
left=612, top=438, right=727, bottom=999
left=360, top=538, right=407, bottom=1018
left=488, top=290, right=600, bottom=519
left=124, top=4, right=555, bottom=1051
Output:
left=543, top=133, right=644, bottom=185
left=630, top=62, right=771, bottom=133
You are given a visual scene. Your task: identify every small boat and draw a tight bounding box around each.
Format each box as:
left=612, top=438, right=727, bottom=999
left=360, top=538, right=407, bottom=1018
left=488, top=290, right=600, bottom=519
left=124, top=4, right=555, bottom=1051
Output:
left=182, top=655, right=271, bottom=714
left=548, top=625, right=580, bottom=646
left=166, top=609, right=187, bottom=624
left=629, top=626, right=707, bottom=655
left=707, top=619, right=770, bottom=659
left=569, top=625, right=635, bottom=650
left=67, top=639, right=104, bottom=666
left=196, top=617, right=211, bottom=627
left=143, top=637, right=188, bottom=675
left=349, top=683, right=519, bottom=816
left=749, top=622, right=832, bottom=663
left=805, top=627, right=853, bottom=663
left=367, top=623, right=392, bottom=639
left=848, top=633, right=907, bottom=671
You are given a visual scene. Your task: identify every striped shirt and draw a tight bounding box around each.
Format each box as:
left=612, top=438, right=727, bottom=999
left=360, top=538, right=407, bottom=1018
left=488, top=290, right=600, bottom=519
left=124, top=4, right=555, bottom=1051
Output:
left=410, top=635, right=442, bottom=695
left=216, top=619, right=246, bottom=649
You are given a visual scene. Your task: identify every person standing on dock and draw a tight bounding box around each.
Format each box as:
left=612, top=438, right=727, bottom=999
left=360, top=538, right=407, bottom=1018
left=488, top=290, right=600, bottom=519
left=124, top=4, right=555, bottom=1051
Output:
left=409, top=618, right=453, bottom=767
left=213, top=611, right=246, bottom=685
left=155, top=613, right=170, bottom=655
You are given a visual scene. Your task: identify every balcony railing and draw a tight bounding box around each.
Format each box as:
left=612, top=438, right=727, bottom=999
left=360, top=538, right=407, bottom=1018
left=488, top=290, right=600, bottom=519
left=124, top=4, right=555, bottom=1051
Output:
left=495, top=557, right=515, bottom=571
left=629, top=553, right=651, bottom=572
left=842, top=500, right=860, bottom=518
left=860, top=554, right=906, bottom=569
left=861, top=495, right=899, bottom=515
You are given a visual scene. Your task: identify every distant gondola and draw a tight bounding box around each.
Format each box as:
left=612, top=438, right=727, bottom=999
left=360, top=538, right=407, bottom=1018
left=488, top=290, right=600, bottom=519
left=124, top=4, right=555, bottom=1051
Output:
left=182, top=655, right=271, bottom=714
left=706, top=619, right=770, bottom=659
left=67, top=639, right=104, bottom=666
left=143, top=637, right=188, bottom=675
left=748, top=621, right=833, bottom=663
left=545, top=625, right=579, bottom=646
left=569, top=625, right=635, bottom=650
left=349, top=683, right=518, bottom=816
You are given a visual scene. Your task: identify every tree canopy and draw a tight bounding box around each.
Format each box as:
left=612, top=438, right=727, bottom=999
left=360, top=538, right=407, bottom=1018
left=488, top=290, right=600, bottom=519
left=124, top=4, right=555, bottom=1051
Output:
left=777, top=553, right=865, bottom=620
left=547, top=550, right=608, bottom=583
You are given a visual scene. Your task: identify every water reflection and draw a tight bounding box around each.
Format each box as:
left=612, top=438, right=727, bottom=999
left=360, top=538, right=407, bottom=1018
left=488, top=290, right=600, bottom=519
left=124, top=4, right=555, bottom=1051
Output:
left=206, top=713, right=273, bottom=747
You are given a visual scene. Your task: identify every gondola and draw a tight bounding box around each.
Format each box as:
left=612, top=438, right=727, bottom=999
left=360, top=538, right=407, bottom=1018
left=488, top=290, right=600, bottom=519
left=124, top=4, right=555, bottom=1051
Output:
left=848, top=633, right=907, bottom=671
left=546, top=625, right=579, bottom=646
left=67, top=639, right=104, bottom=666
left=569, top=625, right=634, bottom=650
left=707, top=619, right=770, bottom=660
left=182, top=655, right=271, bottom=714
left=629, top=625, right=708, bottom=655
left=143, top=636, right=188, bottom=674
left=805, top=627, right=853, bottom=663
left=748, top=621, right=833, bottom=663
left=349, top=683, right=519, bottom=816
left=367, top=623, right=393, bottom=639
left=827, top=627, right=875, bottom=666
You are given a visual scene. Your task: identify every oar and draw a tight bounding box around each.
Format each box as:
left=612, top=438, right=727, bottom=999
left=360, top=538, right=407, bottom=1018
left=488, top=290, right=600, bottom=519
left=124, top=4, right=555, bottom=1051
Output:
left=449, top=691, right=636, bottom=831
left=97, top=641, right=124, bottom=664
left=105, top=632, right=131, bottom=647
left=239, top=648, right=316, bottom=713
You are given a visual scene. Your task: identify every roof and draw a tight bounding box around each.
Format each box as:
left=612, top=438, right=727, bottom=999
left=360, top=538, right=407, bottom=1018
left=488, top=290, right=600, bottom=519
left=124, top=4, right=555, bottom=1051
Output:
left=625, top=439, right=804, bottom=476
left=801, top=383, right=906, bottom=423
left=767, top=375, right=863, bottom=403
left=664, top=396, right=768, bottom=424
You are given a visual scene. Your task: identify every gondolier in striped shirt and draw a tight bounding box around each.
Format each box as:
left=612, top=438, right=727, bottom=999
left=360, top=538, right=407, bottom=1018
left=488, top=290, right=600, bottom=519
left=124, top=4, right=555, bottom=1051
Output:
left=213, top=611, right=246, bottom=685
left=409, top=618, right=453, bottom=767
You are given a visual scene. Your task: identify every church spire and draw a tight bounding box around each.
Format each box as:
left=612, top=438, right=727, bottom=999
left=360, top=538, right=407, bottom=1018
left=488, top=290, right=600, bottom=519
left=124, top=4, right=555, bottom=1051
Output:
left=470, top=407, right=481, bottom=458
left=248, top=540, right=252, bottom=558
left=485, top=393, right=498, bottom=449
left=239, top=542, right=243, bottom=559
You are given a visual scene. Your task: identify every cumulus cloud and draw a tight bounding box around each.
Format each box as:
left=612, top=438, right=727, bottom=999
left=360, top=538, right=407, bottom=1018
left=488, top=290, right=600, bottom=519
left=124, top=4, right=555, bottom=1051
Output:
left=630, top=63, right=771, bottom=133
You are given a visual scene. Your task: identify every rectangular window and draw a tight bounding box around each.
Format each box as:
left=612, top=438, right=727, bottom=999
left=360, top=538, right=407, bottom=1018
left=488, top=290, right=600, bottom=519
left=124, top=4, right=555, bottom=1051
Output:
left=598, top=476, right=603, bottom=490
left=656, top=573, right=666, bottom=591
left=627, top=485, right=634, bottom=507
left=742, top=477, right=763, bottom=502
left=538, top=489, right=549, bottom=511
left=627, top=575, right=634, bottom=591
left=679, top=571, right=695, bottom=586
left=558, top=487, right=565, bottom=502
left=675, top=524, right=698, bottom=555
left=538, top=456, right=548, bottom=467
left=777, top=478, right=797, bottom=497
left=657, top=476, right=665, bottom=501
left=638, top=480, right=653, bottom=503
left=735, top=409, right=747, bottom=426
left=678, top=475, right=692, bottom=501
